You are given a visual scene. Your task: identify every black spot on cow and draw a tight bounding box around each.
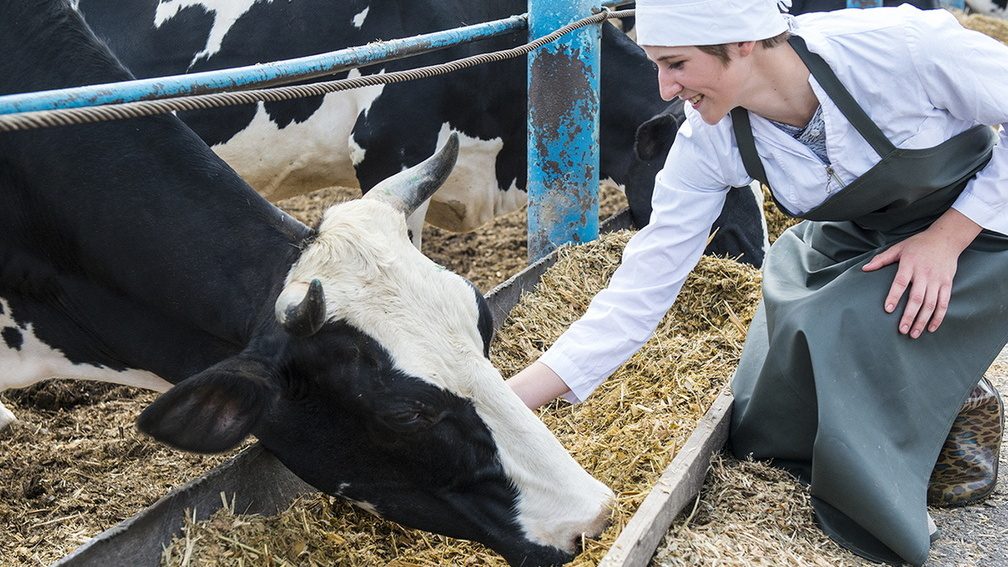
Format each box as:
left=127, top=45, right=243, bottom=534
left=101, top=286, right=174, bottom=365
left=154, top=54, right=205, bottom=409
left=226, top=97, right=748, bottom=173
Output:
left=787, top=0, right=937, bottom=12
left=2, top=326, right=23, bottom=350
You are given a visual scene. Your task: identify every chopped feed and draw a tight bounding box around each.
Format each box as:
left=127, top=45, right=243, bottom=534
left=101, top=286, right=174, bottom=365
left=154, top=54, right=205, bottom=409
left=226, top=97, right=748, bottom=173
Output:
left=653, top=455, right=870, bottom=567
left=0, top=383, right=240, bottom=566
left=159, top=230, right=763, bottom=566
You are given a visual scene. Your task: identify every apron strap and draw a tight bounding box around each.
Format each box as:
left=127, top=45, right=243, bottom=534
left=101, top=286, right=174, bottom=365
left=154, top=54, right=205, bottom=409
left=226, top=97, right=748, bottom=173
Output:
left=731, top=107, right=769, bottom=188
left=788, top=35, right=896, bottom=158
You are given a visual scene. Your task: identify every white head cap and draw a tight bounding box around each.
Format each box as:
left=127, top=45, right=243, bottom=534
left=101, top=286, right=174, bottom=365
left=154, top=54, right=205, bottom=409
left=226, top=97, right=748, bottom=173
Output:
left=635, top=0, right=788, bottom=47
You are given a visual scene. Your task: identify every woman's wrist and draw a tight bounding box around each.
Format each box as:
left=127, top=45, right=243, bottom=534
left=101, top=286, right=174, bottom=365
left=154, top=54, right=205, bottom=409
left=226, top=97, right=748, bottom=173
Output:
left=933, top=208, right=982, bottom=253
left=506, top=361, right=572, bottom=410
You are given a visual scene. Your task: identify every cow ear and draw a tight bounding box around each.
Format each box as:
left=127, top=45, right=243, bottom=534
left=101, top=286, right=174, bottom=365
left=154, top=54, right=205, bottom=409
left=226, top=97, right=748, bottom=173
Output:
left=634, top=104, right=682, bottom=162
left=137, top=357, right=278, bottom=454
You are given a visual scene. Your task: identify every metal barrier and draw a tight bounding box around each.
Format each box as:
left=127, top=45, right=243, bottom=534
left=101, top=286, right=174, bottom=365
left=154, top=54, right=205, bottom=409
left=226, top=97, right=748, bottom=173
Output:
left=0, top=0, right=635, bottom=262
left=528, top=0, right=602, bottom=261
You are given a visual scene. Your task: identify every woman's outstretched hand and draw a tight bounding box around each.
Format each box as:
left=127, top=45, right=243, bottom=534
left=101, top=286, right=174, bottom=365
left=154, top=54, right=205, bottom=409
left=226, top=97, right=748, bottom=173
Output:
left=861, top=209, right=981, bottom=338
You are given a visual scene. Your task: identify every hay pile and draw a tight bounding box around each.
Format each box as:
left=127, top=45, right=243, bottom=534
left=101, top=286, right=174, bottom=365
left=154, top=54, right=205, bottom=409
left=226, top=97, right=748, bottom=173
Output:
left=160, top=230, right=763, bottom=566
left=653, top=455, right=869, bottom=567
left=0, top=383, right=238, bottom=566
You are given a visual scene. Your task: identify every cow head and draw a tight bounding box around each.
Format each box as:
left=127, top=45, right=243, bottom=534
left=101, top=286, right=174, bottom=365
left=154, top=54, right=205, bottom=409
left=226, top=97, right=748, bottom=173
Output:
left=138, top=134, right=613, bottom=566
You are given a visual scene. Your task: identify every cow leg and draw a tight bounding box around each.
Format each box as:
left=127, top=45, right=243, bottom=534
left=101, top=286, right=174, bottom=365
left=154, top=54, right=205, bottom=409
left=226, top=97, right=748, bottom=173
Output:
left=0, top=400, right=15, bottom=430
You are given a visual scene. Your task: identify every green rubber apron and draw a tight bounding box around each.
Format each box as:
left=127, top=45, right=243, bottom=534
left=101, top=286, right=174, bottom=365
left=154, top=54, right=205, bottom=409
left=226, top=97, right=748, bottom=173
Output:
left=728, top=35, right=1007, bottom=566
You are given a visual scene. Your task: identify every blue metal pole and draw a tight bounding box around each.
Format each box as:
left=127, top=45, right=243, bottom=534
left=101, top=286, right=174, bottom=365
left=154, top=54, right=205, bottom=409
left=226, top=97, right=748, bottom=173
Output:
left=527, top=0, right=601, bottom=262
left=846, top=0, right=883, bottom=7
left=0, top=15, right=527, bottom=115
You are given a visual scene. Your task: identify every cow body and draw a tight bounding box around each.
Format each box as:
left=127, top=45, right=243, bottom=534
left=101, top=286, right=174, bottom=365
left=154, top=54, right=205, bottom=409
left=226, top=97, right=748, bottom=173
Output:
left=967, top=0, right=1008, bottom=17
left=0, top=2, right=612, bottom=565
left=786, top=0, right=939, bottom=11
left=76, top=0, right=768, bottom=265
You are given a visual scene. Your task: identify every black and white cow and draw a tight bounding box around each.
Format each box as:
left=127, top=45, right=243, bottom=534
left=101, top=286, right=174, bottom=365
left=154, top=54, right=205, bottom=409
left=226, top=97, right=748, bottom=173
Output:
left=75, top=0, right=768, bottom=266
left=785, top=0, right=939, bottom=12
left=0, top=2, right=612, bottom=565
left=966, top=0, right=1008, bottom=17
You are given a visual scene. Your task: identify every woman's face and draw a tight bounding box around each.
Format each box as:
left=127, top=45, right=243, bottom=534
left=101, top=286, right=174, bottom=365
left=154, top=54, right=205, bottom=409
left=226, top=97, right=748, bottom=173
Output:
left=643, top=45, right=741, bottom=125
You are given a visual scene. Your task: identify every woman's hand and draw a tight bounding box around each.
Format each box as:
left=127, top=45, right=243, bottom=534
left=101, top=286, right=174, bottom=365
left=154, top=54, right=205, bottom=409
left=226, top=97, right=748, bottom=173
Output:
left=861, top=209, right=981, bottom=338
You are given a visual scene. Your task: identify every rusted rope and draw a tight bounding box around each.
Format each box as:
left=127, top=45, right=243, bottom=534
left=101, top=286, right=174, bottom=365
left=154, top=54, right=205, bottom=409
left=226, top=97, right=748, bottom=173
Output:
left=0, top=8, right=635, bottom=132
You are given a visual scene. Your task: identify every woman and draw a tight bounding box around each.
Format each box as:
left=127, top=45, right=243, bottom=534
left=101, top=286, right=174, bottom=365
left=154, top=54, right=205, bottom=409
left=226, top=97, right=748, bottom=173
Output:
left=508, top=1, right=1007, bottom=564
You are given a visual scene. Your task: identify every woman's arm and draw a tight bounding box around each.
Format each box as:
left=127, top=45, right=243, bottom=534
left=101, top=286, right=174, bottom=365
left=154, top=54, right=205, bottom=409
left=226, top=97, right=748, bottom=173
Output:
left=861, top=208, right=981, bottom=338
left=507, top=362, right=570, bottom=410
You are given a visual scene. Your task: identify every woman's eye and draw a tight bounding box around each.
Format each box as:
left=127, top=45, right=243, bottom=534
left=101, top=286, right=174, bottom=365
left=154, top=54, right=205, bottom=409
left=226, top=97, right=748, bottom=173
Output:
left=668, top=61, right=684, bottom=71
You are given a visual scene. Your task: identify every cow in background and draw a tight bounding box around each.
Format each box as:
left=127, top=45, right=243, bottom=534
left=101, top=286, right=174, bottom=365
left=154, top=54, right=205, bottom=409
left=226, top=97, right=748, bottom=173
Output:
left=785, top=0, right=938, bottom=12
left=966, top=0, right=1008, bottom=18
left=0, top=2, right=612, bottom=565
left=77, top=0, right=768, bottom=265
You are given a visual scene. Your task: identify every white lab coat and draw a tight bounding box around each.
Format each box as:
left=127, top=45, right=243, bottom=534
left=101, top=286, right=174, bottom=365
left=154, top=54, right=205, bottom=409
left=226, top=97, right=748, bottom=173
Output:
left=540, top=6, right=1008, bottom=402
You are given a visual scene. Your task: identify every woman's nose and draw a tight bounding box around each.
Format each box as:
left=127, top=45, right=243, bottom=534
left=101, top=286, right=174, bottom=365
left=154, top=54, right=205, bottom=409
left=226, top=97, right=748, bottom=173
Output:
left=659, top=79, right=682, bottom=102
left=656, top=69, right=682, bottom=101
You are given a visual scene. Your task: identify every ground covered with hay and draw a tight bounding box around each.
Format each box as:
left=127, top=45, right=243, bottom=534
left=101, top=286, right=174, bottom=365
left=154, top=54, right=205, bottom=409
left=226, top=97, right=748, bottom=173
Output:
left=0, top=384, right=241, bottom=566
left=157, top=231, right=762, bottom=566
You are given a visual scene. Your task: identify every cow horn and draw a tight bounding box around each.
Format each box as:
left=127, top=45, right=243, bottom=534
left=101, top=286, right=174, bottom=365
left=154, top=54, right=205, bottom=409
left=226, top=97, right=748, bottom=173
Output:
left=279, top=279, right=326, bottom=337
left=363, top=132, right=459, bottom=217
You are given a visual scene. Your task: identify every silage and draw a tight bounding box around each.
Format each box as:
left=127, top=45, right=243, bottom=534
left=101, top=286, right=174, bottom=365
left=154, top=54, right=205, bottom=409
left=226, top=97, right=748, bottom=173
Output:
left=160, top=230, right=763, bottom=566
left=0, top=385, right=238, bottom=566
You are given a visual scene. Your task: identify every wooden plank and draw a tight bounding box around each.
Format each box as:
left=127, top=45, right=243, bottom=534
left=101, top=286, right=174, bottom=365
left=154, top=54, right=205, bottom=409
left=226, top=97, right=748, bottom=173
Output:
left=598, top=390, right=734, bottom=567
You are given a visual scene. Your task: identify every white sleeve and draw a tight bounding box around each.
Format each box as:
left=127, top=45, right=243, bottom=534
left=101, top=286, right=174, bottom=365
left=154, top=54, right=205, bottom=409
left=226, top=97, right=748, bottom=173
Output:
left=539, top=113, right=732, bottom=402
left=909, top=11, right=1008, bottom=235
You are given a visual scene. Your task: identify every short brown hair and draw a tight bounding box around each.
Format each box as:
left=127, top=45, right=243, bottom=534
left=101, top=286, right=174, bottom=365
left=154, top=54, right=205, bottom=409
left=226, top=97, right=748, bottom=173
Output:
left=696, top=31, right=791, bottom=66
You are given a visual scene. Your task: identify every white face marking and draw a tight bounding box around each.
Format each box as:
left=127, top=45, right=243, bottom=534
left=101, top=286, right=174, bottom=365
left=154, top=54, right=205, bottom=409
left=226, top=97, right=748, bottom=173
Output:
left=351, top=6, right=369, bottom=28
left=0, top=298, right=173, bottom=394
left=278, top=201, right=613, bottom=551
left=154, top=0, right=272, bottom=67
left=422, top=124, right=526, bottom=232
left=212, top=69, right=386, bottom=201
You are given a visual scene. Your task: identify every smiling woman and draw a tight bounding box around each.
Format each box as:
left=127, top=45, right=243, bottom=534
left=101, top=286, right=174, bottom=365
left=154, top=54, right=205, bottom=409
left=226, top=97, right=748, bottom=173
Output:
left=506, top=1, right=1008, bottom=565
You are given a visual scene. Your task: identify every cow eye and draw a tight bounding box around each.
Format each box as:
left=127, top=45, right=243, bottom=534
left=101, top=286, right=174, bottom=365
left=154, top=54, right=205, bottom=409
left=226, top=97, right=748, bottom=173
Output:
left=379, top=403, right=446, bottom=433
left=380, top=409, right=430, bottom=433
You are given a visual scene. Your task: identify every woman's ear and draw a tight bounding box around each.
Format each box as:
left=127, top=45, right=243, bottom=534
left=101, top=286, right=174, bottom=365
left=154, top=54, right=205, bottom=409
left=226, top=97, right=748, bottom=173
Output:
left=736, top=41, right=757, bottom=57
